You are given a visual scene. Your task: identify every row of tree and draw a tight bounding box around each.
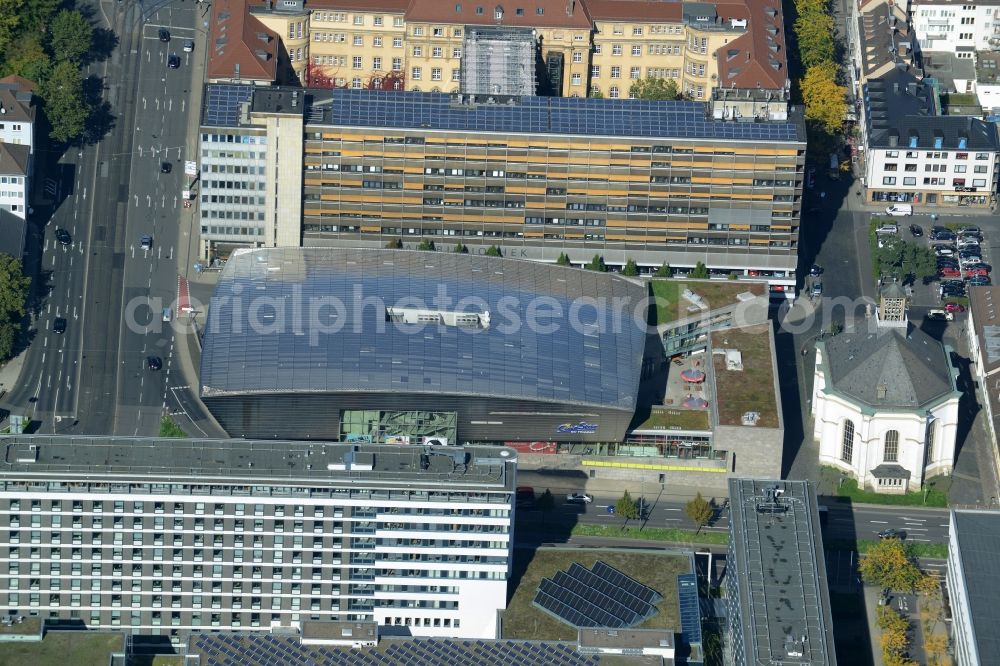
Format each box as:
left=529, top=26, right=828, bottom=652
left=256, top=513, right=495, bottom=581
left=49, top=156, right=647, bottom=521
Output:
left=0, top=254, right=30, bottom=361
left=792, top=0, right=849, bottom=140
left=0, top=0, right=94, bottom=142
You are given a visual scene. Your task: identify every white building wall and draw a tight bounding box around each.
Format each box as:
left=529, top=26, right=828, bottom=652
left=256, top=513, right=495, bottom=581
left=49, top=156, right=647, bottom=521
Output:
left=865, top=146, right=998, bottom=202
left=0, top=172, right=26, bottom=219
left=976, top=82, right=1000, bottom=113
left=911, top=3, right=1000, bottom=52
left=0, top=118, right=32, bottom=154
left=947, top=512, right=980, bottom=666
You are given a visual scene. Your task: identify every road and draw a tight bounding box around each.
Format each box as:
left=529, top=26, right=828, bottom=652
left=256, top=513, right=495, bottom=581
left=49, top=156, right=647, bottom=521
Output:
left=0, top=0, right=200, bottom=436
left=522, top=490, right=952, bottom=543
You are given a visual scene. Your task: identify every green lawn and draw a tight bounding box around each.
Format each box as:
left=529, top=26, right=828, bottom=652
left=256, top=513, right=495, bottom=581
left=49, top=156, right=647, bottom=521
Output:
left=820, top=469, right=949, bottom=507
left=650, top=280, right=680, bottom=324
left=649, top=279, right=765, bottom=326
left=633, top=407, right=711, bottom=431
left=0, top=632, right=123, bottom=666
left=502, top=548, right=690, bottom=640
left=711, top=325, right=779, bottom=427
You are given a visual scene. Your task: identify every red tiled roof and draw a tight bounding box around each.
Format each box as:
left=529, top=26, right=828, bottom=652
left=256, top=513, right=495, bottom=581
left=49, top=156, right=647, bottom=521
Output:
left=307, top=0, right=408, bottom=10
left=585, top=0, right=680, bottom=22
left=0, top=75, right=36, bottom=94
left=405, top=0, right=592, bottom=30
left=714, top=0, right=788, bottom=90
left=208, top=0, right=279, bottom=84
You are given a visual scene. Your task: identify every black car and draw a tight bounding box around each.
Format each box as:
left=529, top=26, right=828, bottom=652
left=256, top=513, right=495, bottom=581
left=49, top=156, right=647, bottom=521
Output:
left=53, top=317, right=66, bottom=334
left=909, top=224, right=923, bottom=237
left=158, top=28, right=170, bottom=42
left=930, top=231, right=956, bottom=241
left=160, top=162, right=172, bottom=174
left=147, top=356, right=162, bottom=371
left=167, top=53, right=180, bottom=69
left=968, top=276, right=993, bottom=286
left=140, top=235, right=153, bottom=250
left=878, top=528, right=905, bottom=540
left=809, top=264, right=823, bottom=277
left=941, top=288, right=968, bottom=298
left=55, top=228, right=71, bottom=245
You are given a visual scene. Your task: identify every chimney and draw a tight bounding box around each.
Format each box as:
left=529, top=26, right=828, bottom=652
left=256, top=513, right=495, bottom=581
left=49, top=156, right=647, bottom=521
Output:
left=566, top=0, right=575, bottom=15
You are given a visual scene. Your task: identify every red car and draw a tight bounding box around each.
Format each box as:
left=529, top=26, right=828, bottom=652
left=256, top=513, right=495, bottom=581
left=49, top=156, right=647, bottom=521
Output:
left=965, top=267, right=990, bottom=278
left=944, top=302, right=966, bottom=313
left=939, top=268, right=961, bottom=278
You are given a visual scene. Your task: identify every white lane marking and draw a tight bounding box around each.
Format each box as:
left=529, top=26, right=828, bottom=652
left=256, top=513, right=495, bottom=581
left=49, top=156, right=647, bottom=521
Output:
left=869, top=520, right=889, bottom=524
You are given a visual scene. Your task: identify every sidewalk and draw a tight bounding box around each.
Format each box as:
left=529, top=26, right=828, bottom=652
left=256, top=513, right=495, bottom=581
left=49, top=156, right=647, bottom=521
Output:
left=862, top=585, right=885, bottom=666
left=0, top=349, right=27, bottom=408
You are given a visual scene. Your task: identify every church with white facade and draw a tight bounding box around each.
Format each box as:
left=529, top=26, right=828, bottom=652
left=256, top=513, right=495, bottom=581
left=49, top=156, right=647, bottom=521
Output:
left=811, top=284, right=959, bottom=493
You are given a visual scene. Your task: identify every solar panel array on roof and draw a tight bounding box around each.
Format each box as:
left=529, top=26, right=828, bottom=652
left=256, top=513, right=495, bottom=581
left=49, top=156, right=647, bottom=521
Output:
left=318, top=89, right=803, bottom=141
left=677, top=573, right=703, bottom=646
left=203, top=83, right=254, bottom=127
left=532, top=561, right=661, bottom=629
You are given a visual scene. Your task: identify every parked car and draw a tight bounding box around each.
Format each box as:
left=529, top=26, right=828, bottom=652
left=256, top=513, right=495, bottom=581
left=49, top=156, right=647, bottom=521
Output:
left=875, top=224, right=899, bottom=235
left=965, top=267, right=990, bottom=278
left=909, top=224, right=923, bottom=237
left=878, top=528, right=905, bottom=540
left=927, top=309, right=954, bottom=321
left=811, top=282, right=823, bottom=297
left=935, top=247, right=956, bottom=257
left=957, top=239, right=981, bottom=250
left=944, top=302, right=967, bottom=313
left=966, top=262, right=992, bottom=273
left=941, top=286, right=967, bottom=298
left=809, top=264, right=823, bottom=276
left=960, top=226, right=982, bottom=236
left=566, top=493, right=593, bottom=504
left=884, top=204, right=912, bottom=216
left=940, top=279, right=965, bottom=289
left=960, top=257, right=984, bottom=268
left=959, top=249, right=982, bottom=259
left=183, top=39, right=194, bottom=53
left=930, top=231, right=956, bottom=242
left=968, top=275, right=992, bottom=286
left=55, top=228, right=71, bottom=245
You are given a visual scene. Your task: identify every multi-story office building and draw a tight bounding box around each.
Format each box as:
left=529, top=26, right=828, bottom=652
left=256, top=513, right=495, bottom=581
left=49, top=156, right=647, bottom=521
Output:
left=947, top=509, right=1000, bottom=666
left=198, top=84, right=806, bottom=290
left=239, top=0, right=787, bottom=102
left=726, top=479, right=837, bottom=666
left=910, top=0, right=1000, bottom=55
left=0, top=436, right=516, bottom=640
left=863, top=68, right=1000, bottom=208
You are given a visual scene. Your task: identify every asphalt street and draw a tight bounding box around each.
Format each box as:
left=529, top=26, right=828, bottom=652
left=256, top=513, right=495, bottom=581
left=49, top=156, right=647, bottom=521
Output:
left=523, top=490, right=952, bottom=543
left=0, top=0, right=201, bottom=436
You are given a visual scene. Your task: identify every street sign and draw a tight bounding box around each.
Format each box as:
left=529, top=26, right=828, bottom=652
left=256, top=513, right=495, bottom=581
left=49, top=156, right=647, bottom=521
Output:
left=184, top=160, right=197, bottom=176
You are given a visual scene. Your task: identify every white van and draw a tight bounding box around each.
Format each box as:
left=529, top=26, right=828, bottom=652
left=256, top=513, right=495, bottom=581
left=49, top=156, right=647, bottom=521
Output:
left=884, top=204, right=912, bottom=216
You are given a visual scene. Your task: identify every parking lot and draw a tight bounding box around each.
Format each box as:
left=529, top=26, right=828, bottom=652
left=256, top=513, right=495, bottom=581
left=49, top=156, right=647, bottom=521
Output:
left=876, top=217, right=989, bottom=309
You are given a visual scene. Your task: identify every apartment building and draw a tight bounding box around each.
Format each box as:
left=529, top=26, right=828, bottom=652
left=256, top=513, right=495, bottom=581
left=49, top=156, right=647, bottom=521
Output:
left=208, top=0, right=281, bottom=84
left=239, top=0, right=787, bottom=102
left=910, top=0, right=1000, bottom=55
left=0, top=436, right=516, bottom=641
left=0, top=142, right=29, bottom=220
left=864, top=69, right=1000, bottom=207
left=198, top=84, right=806, bottom=289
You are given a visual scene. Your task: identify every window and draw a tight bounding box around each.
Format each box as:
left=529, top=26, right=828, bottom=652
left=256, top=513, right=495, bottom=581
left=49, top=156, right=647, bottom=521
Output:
left=572, top=52, right=582, bottom=63
left=571, top=73, right=582, bottom=85
left=903, top=177, right=916, bottom=185
left=431, top=67, right=442, bottom=80
left=373, top=36, right=382, bottom=47
left=882, top=177, right=896, bottom=185
left=974, top=179, right=987, bottom=187
left=609, top=86, right=619, bottom=98
left=632, top=45, right=641, bottom=56
left=353, top=56, right=362, bottom=69
left=884, top=430, right=899, bottom=463
left=611, top=66, right=621, bottom=78
left=594, top=44, right=602, bottom=55
left=954, top=165, right=967, bottom=173
left=453, top=47, right=462, bottom=58
left=374, top=16, right=383, bottom=26
left=451, top=68, right=460, bottom=81
left=373, top=57, right=382, bottom=70
left=926, top=423, right=935, bottom=462
left=975, top=165, right=988, bottom=173
left=393, top=37, right=402, bottom=48
left=633, top=26, right=643, bottom=35
left=432, top=47, right=442, bottom=58
left=413, top=26, right=424, bottom=35
left=411, top=67, right=421, bottom=80
left=884, top=163, right=898, bottom=171
left=591, top=65, right=600, bottom=77
left=353, top=35, right=363, bottom=46
left=976, top=152, right=990, bottom=159
left=612, top=44, right=622, bottom=56
left=394, top=17, right=404, bottom=26
left=841, top=420, right=854, bottom=463
left=630, top=66, right=640, bottom=79
left=353, top=15, right=364, bottom=25
left=392, top=57, right=402, bottom=70
left=412, top=46, right=422, bottom=57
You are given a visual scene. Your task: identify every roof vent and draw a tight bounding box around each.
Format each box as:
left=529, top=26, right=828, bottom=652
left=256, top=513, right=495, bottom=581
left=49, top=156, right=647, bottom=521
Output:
left=876, top=383, right=888, bottom=400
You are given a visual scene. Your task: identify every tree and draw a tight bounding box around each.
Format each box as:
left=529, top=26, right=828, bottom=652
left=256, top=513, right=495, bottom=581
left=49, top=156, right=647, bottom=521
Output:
left=385, top=238, right=403, bottom=249
left=859, top=538, right=922, bottom=592
left=537, top=489, right=555, bottom=523
left=4, top=34, right=50, bottom=84
left=39, top=60, right=88, bottom=142
left=0, top=254, right=29, bottom=360
left=629, top=77, right=682, bottom=101
left=21, top=0, right=59, bottom=34
left=684, top=492, right=714, bottom=534
left=875, top=238, right=936, bottom=282
left=49, top=10, right=93, bottom=64
left=615, top=490, right=640, bottom=522
left=801, top=62, right=847, bottom=135
left=0, top=0, right=25, bottom=56
left=485, top=245, right=503, bottom=257
left=690, top=261, right=709, bottom=279
left=585, top=254, right=607, bottom=272
left=622, top=258, right=639, bottom=276
left=916, top=573, right=940, bottom=598
left=655, top=262, right=671, bottom=278
left=453, top=242, right=468, bottom=253
left=924, top=633, right=949, bottom=663
left=556, top=252, right=571, bottom=266
left=588, top=89, right=604, bottom=99
left=417, top=239, right=435, bottom=251
left=794, top=13, right=835, bottom=69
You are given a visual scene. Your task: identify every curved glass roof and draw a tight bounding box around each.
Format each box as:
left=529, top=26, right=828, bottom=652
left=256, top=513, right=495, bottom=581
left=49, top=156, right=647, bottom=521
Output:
left=200, top=248, right=648, bottom=410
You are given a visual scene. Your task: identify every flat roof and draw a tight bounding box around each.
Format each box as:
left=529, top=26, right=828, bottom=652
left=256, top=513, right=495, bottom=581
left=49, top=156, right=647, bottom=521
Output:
left=951, top=510, right=1000, bottom=661
left=711, top=325, right=781, bottom=428
left=0, top=435, right=516, bottom=490
left=200, top=248, right=647, bottom=412
left=969, top=286, right=1000, bottom=375
left=728, top=479, right=837, bottom=666
left=305, top=89, right=806, bottom=142
left=577, top=628, right=674, bottom=650
left=302, top=620, right=377, bottom=641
